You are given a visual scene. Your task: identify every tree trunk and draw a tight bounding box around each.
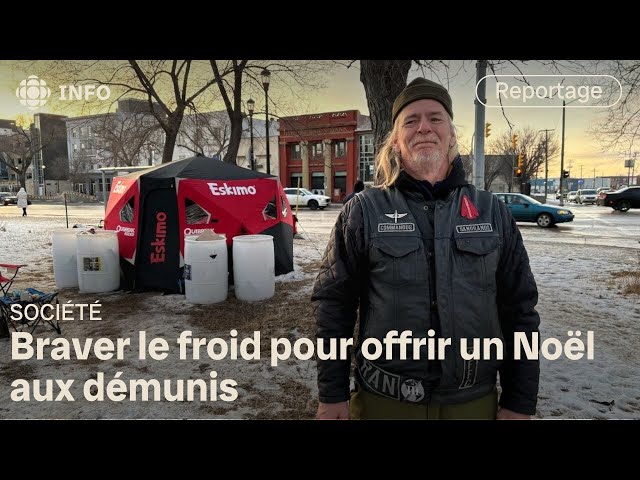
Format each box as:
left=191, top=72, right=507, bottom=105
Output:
left=162, top=133, right=177, bottom=163
left=223, top=110, right=244, bottom=164
left=360, top=60, right=412, bottom=158
left=19, top=174, right=26, bottom=189
left=161, top=110, right=184, bottom=163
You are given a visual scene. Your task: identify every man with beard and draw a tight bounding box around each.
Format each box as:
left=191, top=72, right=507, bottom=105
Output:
left=312, top=78, right=540, bottom=420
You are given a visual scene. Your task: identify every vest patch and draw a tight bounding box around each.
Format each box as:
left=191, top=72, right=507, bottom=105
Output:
left=461, top=194, right=479, bottom=219
left=378, top=223, right=416, bottom=232
left=455, top=223, right=493, bottom=234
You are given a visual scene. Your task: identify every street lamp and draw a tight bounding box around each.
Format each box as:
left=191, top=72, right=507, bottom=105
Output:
left=42, top=165, right=46, bottom=196
left=247, top=98, right=255, bottom=171
left=261, top=68, right=271, bottom=175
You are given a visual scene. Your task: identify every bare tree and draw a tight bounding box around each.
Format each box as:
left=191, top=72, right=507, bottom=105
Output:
left=178, top=110, right=232, bottom=157
left=483, top=154, right=513, bottom=191
left=68, top=151, right=94, bottom=187
left=0, top=122, right=43, bottom=189
left=126, top=61, right=220, bottom=163
left=588, top=60, right=640, bottom=154
left=37, top=60, right=222, bottom=164
left=92, top=112, right=161, bottom=167
left=210, top=60, right=334, bottom=164
left=491, top=127, right=559, bottom=190
left=359, top=60, right=412, bottom=155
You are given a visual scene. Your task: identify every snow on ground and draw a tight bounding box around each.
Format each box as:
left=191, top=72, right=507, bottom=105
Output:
left=0, top=206, right=639, bottom=419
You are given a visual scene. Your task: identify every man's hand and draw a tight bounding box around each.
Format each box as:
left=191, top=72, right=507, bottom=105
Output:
left=316, top=401, right=349, bottom=420
left=496, top=407, right=531, bottom=420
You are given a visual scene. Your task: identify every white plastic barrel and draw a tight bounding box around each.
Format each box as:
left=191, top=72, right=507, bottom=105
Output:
left=233, top=235, right=275, bottom=301
left=184, top=234, right=228, bottom=304
left=76, top=231, right=120, bottom=293
left=52, top=230, right=79, bottom=288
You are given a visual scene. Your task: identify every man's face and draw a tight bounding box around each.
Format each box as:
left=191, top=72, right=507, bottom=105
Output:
left=394, top=99, right=454, bottom=176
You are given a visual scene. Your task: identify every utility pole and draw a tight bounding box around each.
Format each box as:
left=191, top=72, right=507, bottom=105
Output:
left=559, top=100, right=566, bottom=206
left=580, top=165, right=583, bottom=189
left=473, top=60, right=488, bottom=190
left=539, top=128, right=554, bottom=199
left=593, top=168, right=596, bottom=189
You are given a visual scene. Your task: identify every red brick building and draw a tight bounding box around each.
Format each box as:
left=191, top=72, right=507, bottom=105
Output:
left=278, top=110, right=372, bottom=203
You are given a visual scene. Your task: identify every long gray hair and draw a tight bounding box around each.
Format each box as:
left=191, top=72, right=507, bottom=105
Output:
left=374, top=116, right=459, bottom=189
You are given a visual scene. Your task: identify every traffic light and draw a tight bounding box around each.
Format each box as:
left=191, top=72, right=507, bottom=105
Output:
left=485, top=122, right=492, bottom=138
left=517, top=154, right=523, bottom=168
left=514, top=167, right=522, bottom=177
left=511, top=134, right=518, bottom=149
left=563, top=170, right=570, bottom=178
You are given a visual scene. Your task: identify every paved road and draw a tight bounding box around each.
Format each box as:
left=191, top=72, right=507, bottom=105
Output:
left=2, top=200, right=638, bottom=249
left=295, top=201, right=640, bottom=250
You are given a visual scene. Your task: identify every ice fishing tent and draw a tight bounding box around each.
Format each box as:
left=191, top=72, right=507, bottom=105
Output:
left=104, top=156, right=294, bottom=292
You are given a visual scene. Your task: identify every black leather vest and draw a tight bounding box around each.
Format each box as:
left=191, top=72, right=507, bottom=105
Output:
left=354, top=184, right=505, bottom=405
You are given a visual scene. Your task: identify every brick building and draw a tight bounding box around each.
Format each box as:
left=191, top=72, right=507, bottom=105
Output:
left=278, top=110, right=372, bottom=202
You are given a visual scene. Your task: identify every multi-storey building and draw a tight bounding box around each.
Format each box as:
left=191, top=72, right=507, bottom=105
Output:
left=278, top=110, right=372, bottom=202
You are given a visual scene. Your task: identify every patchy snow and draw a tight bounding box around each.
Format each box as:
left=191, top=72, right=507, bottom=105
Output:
left=1, top=205, right=639, bottom=419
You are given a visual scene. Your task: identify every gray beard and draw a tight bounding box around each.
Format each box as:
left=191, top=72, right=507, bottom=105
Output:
left=407, top=149, right=445, bottom=173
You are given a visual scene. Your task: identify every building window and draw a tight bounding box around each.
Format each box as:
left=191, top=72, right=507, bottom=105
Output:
left=312, top=142, right=323, bottom=157
left=311, top=172, right=324, bottom=190
left=72, top=130, right=78, bottom=138
left=359, top=134, right=375, bottom=184
left=334, top=172, right=347, bottom=197
left=334, top=140, right=346, bottom=158
left=290, top=173, right=302, bottom=188
left=291, top=143, right=301, bottom=160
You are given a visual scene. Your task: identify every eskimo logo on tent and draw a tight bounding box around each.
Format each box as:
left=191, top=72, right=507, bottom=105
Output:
left=112, top=181, right=127, bottom=194
left=116, top=225, right=135, bottom=237
left=208, top=182, right=257, bottom=196
left=150, top=212, right=167, bottom=264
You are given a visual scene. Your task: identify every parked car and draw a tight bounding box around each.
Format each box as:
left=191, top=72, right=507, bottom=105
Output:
left=575, top=189, right=598, bottom=204
left=598, top=186, right=640, bottom=212
left=283, top=187, right=331, bottom=210
left=566, top=191, right=578, bottom=203
left=596, top=187, right=611, bottom=195
left=495, top=193, right=574, bottom=228
left=0, top=192, right=17, bottom=205
left=555, top=191, right=567, bottom=200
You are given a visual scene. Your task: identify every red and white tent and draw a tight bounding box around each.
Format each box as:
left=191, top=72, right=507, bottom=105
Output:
left=104, top=156, right=294, bottom=292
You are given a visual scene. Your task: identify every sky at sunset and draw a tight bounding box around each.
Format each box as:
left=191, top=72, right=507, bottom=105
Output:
left=0, top=60, right=635, bottom=178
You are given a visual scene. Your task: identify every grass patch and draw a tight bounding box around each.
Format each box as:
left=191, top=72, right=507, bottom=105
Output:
left=610, top=252, right=640, bottom=295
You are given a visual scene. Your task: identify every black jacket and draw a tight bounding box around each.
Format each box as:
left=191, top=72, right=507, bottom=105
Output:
left=312, top=158, right=540, bottom=415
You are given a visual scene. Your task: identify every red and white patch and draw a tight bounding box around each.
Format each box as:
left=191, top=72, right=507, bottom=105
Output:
left=460, top=194, right=479, bottom=220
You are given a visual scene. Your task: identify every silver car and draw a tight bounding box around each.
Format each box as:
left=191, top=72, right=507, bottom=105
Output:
left=576, top=189, right=598, bottom=204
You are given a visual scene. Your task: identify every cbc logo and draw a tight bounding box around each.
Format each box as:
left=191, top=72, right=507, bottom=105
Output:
left=15, top=75, right=51, bottom=110
left=15, top=75, right=111, bottom=111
